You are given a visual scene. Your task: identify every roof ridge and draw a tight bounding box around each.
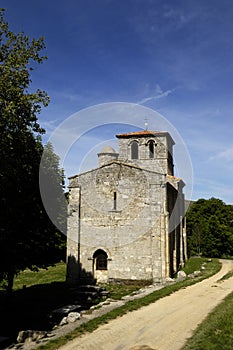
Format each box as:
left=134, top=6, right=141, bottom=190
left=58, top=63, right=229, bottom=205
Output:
left=116, top=130, right=168, bottom=138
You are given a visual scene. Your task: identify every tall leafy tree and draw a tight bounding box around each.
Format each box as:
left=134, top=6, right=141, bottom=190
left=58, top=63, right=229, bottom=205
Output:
left=40, top=142, right=67, bottom=255
left=186, top=197, right=233, bottom=258
left=0, top=9, right=65, bottom=294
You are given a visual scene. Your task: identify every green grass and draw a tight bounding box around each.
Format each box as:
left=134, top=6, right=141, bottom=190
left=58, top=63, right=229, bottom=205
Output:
left=182, top=291, right=233, bottom=350
left=182, top=257, right=210, bottom=275
left=217, top=270, right=233, bottom=282
left=100, top=280, right=151, bottom=300
left=36, top=258, right=221, bottom=350
left=0, top=263, right=91, bottom=344
left=0, top=258, right=222, bottom=349
left=0, top=263, right=150, bottom=346
left=13, top=262, right=66, bottom=290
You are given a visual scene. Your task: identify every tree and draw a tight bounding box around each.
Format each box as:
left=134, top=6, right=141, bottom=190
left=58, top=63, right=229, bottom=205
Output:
left=39, top=142, right=67, bottom=255
left=186, top=197, right=233, bottom=258
left=0, top=9, right=65, bottom=294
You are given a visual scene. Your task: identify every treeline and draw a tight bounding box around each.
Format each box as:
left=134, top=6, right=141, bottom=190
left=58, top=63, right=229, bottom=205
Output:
left=0, top=9, right=66, bottom=294
left=186, top=197, right=233, bottom=258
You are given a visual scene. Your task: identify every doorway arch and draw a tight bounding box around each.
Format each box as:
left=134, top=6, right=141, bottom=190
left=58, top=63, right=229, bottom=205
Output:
left=93, top=249, right=108, bottom=283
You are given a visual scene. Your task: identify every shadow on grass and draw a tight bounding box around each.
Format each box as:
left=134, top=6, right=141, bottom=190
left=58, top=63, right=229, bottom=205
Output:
left=0, top=281, right=99, bottom=345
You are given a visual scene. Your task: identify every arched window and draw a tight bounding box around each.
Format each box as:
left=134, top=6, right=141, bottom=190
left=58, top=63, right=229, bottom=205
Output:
left=93, top=249, right=108, bottom=270
left=131, top=141, right=139, bottom=159
left=149, top=140, right=155, bottom=159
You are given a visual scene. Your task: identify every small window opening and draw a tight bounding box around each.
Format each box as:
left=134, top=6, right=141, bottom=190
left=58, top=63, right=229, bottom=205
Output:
left=113, top=191, right=117, bottom=210
left=131, top=141, right=139, bottom=159
left=149, top=140, right=154, bottom=158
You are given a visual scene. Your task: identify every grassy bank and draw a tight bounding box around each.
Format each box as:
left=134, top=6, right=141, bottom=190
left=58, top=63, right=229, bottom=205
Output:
left=36, top=258, right=221, bottom=350
left=0, top=262, right=151, bottom=345
left=13, top=262, right=66, bottom=290
left=0, top=258, right=222, bottom=349
left=182, top=291, right=233, bottom=350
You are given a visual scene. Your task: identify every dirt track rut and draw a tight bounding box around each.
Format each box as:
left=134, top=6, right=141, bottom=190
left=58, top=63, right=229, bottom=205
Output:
left=59, top=260, right=233, bottom=350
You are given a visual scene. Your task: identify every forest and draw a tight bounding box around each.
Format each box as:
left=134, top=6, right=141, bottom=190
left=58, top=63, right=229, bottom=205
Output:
left=186, top=197, right=233, bottom=258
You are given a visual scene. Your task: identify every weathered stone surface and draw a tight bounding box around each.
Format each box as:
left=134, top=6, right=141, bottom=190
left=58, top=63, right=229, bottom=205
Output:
left=59, top=312, right=81, bottom=326
left=188, top=270, right=202, bottom=279
left=17, top=330, right=47, bottom=343
left=177, top=270, right=187, bottom=281
left=67, top=130, right=187, bottom=284
left=67, top=312, right=81, bottom=323
left=59, top=317, right=68, bottom=326
left=165, top=277, right=174, bottom=283
left=100, top=290, right=109, bottom=297
left=194, top=270, right=201, bottom=276
left=52, top=304, right=81, bottom=316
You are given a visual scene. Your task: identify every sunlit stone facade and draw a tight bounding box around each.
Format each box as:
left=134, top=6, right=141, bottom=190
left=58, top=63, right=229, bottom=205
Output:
left=67, top=130, right=187, bottom=284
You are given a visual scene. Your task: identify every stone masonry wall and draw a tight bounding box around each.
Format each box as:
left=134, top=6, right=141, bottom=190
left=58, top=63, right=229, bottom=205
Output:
left=67, top=162, right=168, bottom=282
left=67, top=131, right=186, bottom=284
left=117, top=135, right=174, bottom=175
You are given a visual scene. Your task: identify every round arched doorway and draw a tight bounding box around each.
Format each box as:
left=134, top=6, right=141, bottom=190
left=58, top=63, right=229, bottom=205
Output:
left=93, top=249, right=108, bottom=283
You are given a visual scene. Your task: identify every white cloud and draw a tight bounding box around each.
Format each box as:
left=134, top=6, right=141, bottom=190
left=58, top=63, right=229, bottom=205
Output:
left=60, top=92, right=80, bottom=102
left=137, top=85, right=175, bottom=105
left=163, top=8, right=196, bottom=27
left=41, top=119, right=60, bottom=132
left=209, top=147, right=233, bottom=162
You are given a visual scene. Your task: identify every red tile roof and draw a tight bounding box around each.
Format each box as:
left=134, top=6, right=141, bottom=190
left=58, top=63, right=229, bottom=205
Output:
left=116, top=130, right=168, bottom=138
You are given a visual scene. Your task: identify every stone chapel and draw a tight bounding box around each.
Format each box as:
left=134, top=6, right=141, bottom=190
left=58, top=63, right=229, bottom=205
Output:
left=66, top=129, right=187, bottom=284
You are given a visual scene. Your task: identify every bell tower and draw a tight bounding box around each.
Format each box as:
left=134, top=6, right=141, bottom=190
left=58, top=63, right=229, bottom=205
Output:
left=116, top=130, right=174, bottom=175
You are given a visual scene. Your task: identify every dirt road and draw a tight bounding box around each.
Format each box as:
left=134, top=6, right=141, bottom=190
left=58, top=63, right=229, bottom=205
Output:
left=59, top=260, right=233, bottom=350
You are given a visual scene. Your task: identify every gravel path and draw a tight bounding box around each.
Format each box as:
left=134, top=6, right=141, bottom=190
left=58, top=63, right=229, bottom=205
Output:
left=59, top=259, right=233, bottom=350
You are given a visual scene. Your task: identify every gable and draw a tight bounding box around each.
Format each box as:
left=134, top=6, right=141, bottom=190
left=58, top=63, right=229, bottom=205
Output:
left=69, top=161, right=166, bottom=219
left=69, top=160, right=165, bottom=188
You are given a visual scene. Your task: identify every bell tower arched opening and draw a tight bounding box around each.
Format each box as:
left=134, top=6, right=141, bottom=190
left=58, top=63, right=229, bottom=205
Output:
left=131, top=140, right=139, bottom=159
left=148, top=140, right=156, bottom=159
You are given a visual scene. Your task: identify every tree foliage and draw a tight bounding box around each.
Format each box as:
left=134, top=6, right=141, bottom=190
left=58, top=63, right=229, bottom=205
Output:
left=0, top=9, right=66, bottom=294
left=186, top=197, right=233, bottom=258
left=40, top=142, right=67, bottom=248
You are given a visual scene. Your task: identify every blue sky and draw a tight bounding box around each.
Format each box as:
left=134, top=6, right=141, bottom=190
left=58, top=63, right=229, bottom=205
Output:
left=2, top=0, right=233, bottom=203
